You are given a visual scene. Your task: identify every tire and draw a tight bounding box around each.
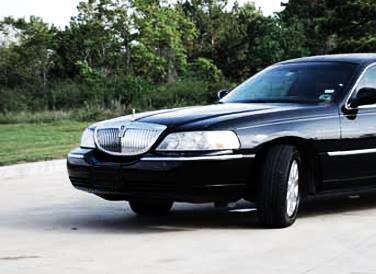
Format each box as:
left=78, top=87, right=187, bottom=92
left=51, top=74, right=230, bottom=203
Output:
left=257, top=145, right=301, bottom=228
left=129, top=200, right=173, bottom=216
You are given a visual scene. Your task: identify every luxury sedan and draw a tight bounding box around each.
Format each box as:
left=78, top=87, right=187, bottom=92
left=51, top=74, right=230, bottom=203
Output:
left=67, top=54, right=376, bottom=228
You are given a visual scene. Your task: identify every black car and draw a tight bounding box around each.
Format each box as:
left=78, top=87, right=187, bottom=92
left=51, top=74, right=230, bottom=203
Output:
left=67, top=54, right=376, bottom=228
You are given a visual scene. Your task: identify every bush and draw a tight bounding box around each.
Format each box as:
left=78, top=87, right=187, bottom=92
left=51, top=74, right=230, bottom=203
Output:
left=151, top=77, right=231, bottom=109
left=0, top=74, right=233, bottom=123
left=0, top=108, right=124, bottom=124
left=0, top=111, right=72, bottom=124
left=102, top=75, right=154, bottom=111
left=0, top=87, right=31, bottom=113
left=189, top=58, right=224, bottom=82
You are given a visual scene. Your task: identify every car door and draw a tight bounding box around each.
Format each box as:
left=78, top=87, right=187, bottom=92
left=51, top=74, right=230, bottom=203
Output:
left=329, top=64, right=376, bottom=189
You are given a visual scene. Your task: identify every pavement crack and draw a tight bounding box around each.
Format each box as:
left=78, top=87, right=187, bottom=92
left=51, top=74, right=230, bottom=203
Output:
left=0, top=255, right=40, bottom=261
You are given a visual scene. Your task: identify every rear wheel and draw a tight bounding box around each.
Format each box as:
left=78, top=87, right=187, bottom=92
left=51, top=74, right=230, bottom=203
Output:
left=257, top=145, right=301, bottom=228
left=129, top=200, right=173, bottom=216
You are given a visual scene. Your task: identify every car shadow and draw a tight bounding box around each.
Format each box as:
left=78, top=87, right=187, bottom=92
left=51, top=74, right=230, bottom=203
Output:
left=2, top=193, right=376, bottom=234
left=300, top=192, right=376, bottom=218
left=0, top=203, right=260, bottom=234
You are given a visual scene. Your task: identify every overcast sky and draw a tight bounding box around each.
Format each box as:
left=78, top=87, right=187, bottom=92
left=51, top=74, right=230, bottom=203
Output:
left=0, top=0, right=285, bottom=28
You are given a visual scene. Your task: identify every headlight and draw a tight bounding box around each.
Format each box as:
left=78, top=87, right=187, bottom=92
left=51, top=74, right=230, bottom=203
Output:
left=157, top=131, right=240, bottom=151
left=80, top=128, right=95, bottom=148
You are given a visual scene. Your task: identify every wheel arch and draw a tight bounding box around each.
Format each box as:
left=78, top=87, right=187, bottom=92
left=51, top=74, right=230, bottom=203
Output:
left=252, top=136, right=321, bottom=197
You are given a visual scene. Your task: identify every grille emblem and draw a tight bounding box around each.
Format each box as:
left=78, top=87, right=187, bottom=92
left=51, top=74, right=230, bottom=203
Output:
left=119, top=125, right=127, bottom=138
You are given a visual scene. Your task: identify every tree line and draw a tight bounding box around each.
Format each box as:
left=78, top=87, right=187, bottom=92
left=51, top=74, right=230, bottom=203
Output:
left=0, top=0, right=375, bottom=118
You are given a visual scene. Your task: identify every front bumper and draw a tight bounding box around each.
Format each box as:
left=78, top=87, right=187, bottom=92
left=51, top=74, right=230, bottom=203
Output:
left=67, top=148, right=256, bottom=203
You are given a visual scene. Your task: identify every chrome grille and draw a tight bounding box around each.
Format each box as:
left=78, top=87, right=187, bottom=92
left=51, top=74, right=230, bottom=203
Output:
left=95, top=122, right=166, bottom=156
left=96, top=128, right=121, bottom=153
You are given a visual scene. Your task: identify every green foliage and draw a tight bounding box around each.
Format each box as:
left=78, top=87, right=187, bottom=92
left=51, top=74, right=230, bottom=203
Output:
left=150, top=77, right=231, bottom=109
left=0, top=111, right=73, bottom=124
left=0, top=87, right=30, bottom=112
left=214, top=3, right=308, bottom=80
left=1, top=0, right=376, bottom=122
left=189, top=57, right=223, bottom=82
left=327, top=0, right=376, bottom=53
left=59, top=0, right=131, bottom=78
left=0, top=16, right=58, bottom=88
left=0, top=76, right=231, bottom=122
left=131, top=0, right=196, bottom=82
left=279, top=0, right=329, bottom=54
left=179, top=0, right=230, bottom=60
left=279, top=0, right=376, bottom=54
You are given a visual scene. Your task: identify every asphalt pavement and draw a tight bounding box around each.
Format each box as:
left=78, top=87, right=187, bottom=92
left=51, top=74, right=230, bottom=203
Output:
left=1, top=160, right=376, bottom=274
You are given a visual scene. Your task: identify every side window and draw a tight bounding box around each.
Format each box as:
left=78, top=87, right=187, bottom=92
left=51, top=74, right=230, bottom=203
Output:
left=358, top=66, right=376, bottom=90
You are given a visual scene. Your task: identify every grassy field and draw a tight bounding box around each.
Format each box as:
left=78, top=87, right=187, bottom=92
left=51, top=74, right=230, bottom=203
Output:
left=0, top=121, right=89, bottom=166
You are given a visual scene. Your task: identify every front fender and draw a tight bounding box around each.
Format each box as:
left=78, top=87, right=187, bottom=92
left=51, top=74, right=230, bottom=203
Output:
left=235, top=115, right=340, bottom=152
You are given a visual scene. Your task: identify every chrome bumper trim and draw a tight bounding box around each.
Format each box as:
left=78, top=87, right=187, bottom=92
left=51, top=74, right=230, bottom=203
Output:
left=67, top=154, right=85, bottom=159
left=328, top=148, right=376, bottom=156
left=140, top=154, right=255, bottom=161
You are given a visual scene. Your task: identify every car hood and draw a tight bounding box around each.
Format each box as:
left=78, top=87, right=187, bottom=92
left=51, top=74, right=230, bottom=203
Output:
left=130, top=103, right=322, bottom=129
left=93, top=102, right=335, bottom=132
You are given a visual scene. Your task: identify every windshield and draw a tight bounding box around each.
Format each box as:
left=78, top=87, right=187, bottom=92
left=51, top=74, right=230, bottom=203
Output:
left=222, top=62, right=358, bottom=104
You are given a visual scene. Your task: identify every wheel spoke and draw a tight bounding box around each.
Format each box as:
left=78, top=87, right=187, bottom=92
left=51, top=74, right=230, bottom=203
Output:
left=294, top=185, right=299, bottom=196
left=286, top=160, right=299, bottom=217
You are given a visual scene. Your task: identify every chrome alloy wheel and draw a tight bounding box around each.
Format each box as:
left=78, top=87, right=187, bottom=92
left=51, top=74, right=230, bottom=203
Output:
left=286, top=160, right=299, bottom=217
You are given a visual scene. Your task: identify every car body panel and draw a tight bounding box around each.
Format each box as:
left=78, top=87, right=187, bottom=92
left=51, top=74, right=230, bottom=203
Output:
left=67, top=148, right=253, bottom=203
left=67, top=54, right=376, bottom=203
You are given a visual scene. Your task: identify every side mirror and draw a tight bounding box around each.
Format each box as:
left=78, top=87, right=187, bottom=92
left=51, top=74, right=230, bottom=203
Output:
left=350, top=87, right=376, bottom=108
left=217, top=89, right=229, bottom=100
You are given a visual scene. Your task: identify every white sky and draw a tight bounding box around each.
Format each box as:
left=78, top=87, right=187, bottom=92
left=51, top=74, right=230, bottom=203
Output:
left=0, top=0, right=285, bottom=28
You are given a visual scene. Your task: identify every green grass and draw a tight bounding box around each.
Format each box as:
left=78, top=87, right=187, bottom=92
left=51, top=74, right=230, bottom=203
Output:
left=0, top=121, right=89, bottom=166
left=0, top=108, right=125, bottom=124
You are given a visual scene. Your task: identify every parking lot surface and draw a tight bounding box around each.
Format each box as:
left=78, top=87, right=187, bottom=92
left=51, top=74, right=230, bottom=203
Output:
left=1, top=161, right=376, bottom=274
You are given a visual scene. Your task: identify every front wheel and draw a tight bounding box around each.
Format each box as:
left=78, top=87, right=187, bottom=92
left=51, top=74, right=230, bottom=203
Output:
left=257, top=145, right=301, bottom=228
left=129, top=200, right=173, bottom=216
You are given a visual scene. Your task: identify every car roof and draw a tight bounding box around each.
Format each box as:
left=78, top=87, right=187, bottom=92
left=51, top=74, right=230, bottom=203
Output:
left=279, top=53, right=376, bottom=66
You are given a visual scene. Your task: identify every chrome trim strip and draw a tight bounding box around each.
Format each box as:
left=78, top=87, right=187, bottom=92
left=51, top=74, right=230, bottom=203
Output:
left=68, top=154, right=85, bottom=159
left=357, top=104, right=376, bottom=109
left=140, top=154, right=255, bottom=161
left=344, top=62, right=376, bottom=110
left=328, top=148, right=376, bottom=156
left=205, top=184, right=245, bottom=187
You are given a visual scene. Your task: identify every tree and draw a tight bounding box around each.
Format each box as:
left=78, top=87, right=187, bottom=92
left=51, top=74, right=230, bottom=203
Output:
left=57, top=0, right=137, bottom=80
left=178, top=0, right=231, bottom=61
left=279, top=0, right=332, bottom=54
left=279, top=0, right=376, bottom=54
left=326, top=0, right=376, bottom=53
left=0, top=16, right=58, bottom=88
left=216, top=3, right=308, bottom=80
left=131, top=0, right=196, bottom=82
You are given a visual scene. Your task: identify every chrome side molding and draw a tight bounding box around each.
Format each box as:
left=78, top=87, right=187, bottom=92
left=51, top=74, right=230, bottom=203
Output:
left=328, top=148, right=376, bottom=156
